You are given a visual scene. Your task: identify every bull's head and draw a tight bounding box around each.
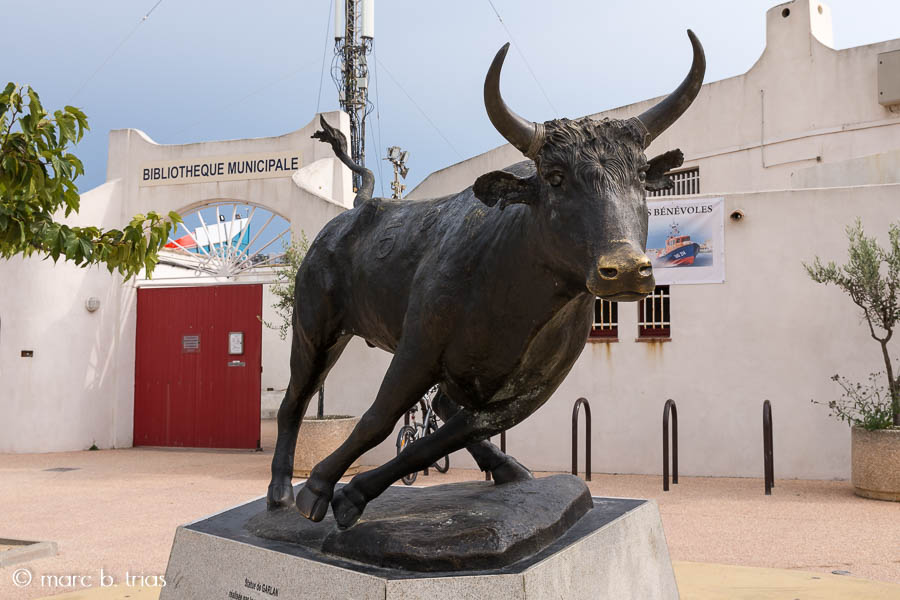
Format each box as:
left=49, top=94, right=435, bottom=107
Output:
left=473, top=31, right=705, bottom=302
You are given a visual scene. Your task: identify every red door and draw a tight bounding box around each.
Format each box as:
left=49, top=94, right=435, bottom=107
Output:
left=134, top=284, right=262, bottom=449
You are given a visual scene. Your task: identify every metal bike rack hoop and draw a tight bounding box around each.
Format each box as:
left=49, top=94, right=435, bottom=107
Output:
left=663, top=399, right=678, bottom=491
left=763, top=400, right=775, bottom=495
left=572, top=397, right=592, bottom=481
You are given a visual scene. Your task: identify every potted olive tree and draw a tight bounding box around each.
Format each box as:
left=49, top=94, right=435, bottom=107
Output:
left=806, top=220, right=899, bottom=501
left=265, top=234, right=360, bottom=477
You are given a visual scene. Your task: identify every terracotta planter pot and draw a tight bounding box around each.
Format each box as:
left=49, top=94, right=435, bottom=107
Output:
left=851, top=426, right=900, bottom=501
left=293, top=416, right=361, bottom=478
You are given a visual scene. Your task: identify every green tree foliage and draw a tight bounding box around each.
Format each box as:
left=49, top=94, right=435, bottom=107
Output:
left=805, top=220, right=900, bottom=427
left=0, top=83, right=180, bottom=279
left=263, top=233, right=310, bottom=341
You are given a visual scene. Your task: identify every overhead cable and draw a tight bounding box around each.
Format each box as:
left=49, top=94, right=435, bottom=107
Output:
left=485, top=0, right=559, bottom=117
left=372, top=47, right=386, bottom=198
left=169, top=60, right=317, bottom=138
left=375, top=57, right=463, bottom=161
left=316, top=0, right=334, bottom=114
left=69, top=0, right=165, bottom=102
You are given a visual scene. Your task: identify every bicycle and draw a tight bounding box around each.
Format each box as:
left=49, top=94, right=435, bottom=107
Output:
left=396, top=385, right=450, bottom=485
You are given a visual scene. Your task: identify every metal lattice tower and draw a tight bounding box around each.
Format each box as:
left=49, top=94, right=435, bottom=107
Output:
left=332, top=0, right=374, bottom=192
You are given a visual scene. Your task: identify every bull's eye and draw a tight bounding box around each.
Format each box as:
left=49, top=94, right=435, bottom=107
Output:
left=638, top=167, right=648, bottom=182
left=547, top=172, right=564, bottom=187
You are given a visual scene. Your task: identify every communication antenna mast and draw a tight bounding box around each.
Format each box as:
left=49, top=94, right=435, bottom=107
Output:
left=332, top=0, right=374, bottom=191
left=385, top=146, right=409, bottom=199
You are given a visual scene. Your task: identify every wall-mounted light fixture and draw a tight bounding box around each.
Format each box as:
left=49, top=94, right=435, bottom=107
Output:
left=730, top=209, right=745, bottom=222
left=85, top=297, right=101, bottom=313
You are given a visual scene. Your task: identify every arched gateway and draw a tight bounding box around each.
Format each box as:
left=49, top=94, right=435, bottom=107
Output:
left=133, top=201, right=293, bottom=449
left=0, top=112, right=355, bottom=453
left=127, top=114, right=354, bottom=450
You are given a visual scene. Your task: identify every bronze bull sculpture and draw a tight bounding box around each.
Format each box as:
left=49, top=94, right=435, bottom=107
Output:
left=268, top=32, right=705, bottom=529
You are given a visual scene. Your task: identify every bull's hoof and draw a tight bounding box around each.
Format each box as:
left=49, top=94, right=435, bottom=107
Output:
left=266, top=481, right=294, bottom=511
left=295, top=479, right=333, bottom=522
left=491, top=456, right=534, bottom=484
left=332, top=485, right=367, bottom=529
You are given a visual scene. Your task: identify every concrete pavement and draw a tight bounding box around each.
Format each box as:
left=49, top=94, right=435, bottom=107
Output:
left=1, top=420, right=897, bottom=599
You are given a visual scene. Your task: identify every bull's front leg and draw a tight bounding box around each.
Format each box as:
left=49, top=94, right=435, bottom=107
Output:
left=332, top=400, right=534, bottom=529
left=432, top=390, right=533, bottom=483
left=295, top=341, right=438, bottom=522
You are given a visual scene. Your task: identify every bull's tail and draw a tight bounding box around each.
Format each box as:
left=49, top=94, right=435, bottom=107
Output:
left=311, top=115, right=374, bottom=208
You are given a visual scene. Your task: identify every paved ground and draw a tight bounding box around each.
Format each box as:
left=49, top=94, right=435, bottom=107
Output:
left=0, top=420, right=897, bottom=599
left=20, top=564, right=900, bottom=600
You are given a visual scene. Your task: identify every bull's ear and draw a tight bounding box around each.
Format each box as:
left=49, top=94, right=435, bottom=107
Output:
left=645, top=149, right=684, bottom=193
left=473, top=170, right=536, bottom=210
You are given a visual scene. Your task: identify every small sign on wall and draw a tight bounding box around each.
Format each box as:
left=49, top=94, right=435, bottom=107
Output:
left=228, top=332, right=244, bottom=355
left=182, top=335, right=200, bottom=353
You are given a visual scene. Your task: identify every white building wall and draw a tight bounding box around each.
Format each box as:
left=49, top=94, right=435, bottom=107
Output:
left=261, top=283, right=291, bottom=393
left=0, top=258, right=128, bottom=452
left=0, top=178, right=132, bottom=452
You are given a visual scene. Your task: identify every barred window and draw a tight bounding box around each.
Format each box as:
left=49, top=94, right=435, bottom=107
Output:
left=638, top=286, right=671, bottom=338
left=590, top=298, right=618, bottom=339
left=647, top=167, right=700, bottom=197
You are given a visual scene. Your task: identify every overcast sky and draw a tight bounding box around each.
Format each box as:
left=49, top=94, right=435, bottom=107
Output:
left=4, top=0, right=900, bottom=197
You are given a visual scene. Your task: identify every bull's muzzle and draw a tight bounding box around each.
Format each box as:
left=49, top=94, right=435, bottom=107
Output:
left=591, top=246, right=655, bottom=301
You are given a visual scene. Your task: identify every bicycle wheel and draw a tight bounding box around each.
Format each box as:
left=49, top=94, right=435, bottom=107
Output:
left=396, top=425, right=418, bottom=485
left=427, top=421, right=450, bottom=473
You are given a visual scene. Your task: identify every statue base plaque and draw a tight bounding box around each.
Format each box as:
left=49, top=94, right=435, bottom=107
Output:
left=160, top=477, right=678, bottom=600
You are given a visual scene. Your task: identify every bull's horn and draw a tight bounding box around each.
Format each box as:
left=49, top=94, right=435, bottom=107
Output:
left=484, top=43, right=544, bottom=159
left=634, top=30, right=706, bottom=146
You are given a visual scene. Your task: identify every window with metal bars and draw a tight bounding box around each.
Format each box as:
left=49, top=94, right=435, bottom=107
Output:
left=638, top=285, right=671, bottom=338
left=647, top=167, right=700, bottom=197
left=590, top=298, right=618, bottom=339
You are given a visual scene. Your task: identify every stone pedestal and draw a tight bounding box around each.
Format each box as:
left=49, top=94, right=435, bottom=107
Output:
left=160, top=481, right=678, bottom=600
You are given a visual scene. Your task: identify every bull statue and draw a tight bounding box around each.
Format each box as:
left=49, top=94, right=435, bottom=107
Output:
left=268, top=32, right=705, bottom=529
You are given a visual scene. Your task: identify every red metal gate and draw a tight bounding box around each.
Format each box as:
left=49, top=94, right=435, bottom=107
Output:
left=134, top=284, right=262, bottom=449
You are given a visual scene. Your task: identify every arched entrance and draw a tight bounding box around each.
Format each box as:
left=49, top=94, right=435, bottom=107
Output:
left=133, top=201, right=291, bottom=449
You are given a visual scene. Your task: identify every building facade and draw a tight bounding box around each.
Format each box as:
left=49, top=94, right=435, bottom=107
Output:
left=0, top=112, right=359, bottom=452
left=2, top=0, right=898, bottom=480
left=399, top=0, right=900, bottom=479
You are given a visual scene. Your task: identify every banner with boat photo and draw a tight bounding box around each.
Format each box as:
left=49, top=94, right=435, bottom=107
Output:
left=647, top=197, right=725, bottom=285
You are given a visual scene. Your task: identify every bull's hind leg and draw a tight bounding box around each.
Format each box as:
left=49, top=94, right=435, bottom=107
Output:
left=432, top=390, right=533, bottom=483
left=267, top=298, right=351, bottom=510
left=295, top=343, right=438, bottom=522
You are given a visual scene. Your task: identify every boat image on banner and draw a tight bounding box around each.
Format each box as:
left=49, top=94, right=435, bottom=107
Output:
left=656, top=222, right=701, bottom=266
left=647, top=197, right=725, bottom=285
